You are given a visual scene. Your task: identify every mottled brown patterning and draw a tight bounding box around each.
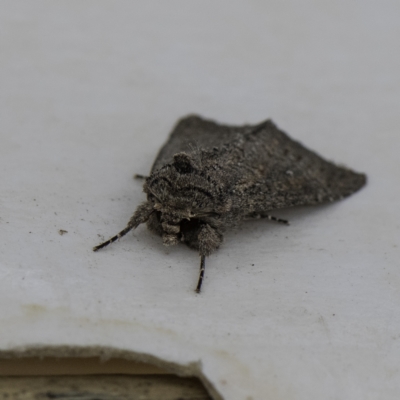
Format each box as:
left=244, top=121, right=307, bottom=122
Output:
left=94, top=115, right=366, bottom=293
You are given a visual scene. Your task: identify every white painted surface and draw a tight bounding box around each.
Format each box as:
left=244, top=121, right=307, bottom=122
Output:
left=1, top=1, right=399, bottom=399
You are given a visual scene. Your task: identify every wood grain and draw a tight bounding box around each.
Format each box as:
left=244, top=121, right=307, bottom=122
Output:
left=0, top=375, right=212, bottom=400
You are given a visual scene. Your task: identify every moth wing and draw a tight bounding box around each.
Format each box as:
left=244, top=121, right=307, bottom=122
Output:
left=241, top=120, right=366, bottom=211
left=151, top=115, right=244, bottom=173
left=150, top=115, right=366, bottom=210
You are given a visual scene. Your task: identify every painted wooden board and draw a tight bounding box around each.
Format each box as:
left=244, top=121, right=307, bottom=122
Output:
left=1, top=2, right=399, bottom=399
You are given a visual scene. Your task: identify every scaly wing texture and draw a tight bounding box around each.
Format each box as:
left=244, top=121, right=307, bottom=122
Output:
left=232, top=120, right=366, bottom=211
left=151, top=115, right=243, bottom=173
left=151, top=115, right=366, bottom=213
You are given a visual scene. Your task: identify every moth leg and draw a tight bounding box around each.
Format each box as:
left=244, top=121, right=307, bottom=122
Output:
left=93, top=201, right=153, bottom=251
left=262, top=214, right=289, bottom=225
left=194, top=224, right=223, bottom=293
left=249, top=212, right=289, bottom=225
left=133, top=174, right=148, bottom=180
left=195, top=255, right=206, bottom=293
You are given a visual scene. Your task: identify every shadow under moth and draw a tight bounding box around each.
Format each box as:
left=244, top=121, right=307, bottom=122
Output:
left=94, top=115, right=366, bottom=293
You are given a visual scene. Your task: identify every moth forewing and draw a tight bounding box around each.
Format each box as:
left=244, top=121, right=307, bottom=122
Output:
left=94, top=115, right=366, bottom=293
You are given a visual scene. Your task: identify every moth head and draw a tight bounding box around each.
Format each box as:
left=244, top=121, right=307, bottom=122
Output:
left=143, top=152, right=229, bottom=246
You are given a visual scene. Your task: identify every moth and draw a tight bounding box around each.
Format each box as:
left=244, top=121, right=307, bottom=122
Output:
left=94, top=115, right=366, bottom=292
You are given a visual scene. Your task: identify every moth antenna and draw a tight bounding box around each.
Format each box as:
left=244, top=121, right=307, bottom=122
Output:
left=93, top=226, right=134, bottom=251
left=134, top=174, right=148, bottom=180
left=195, top=255, right=206, bottom=293
left=93, top=202, right=154, bottom=252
